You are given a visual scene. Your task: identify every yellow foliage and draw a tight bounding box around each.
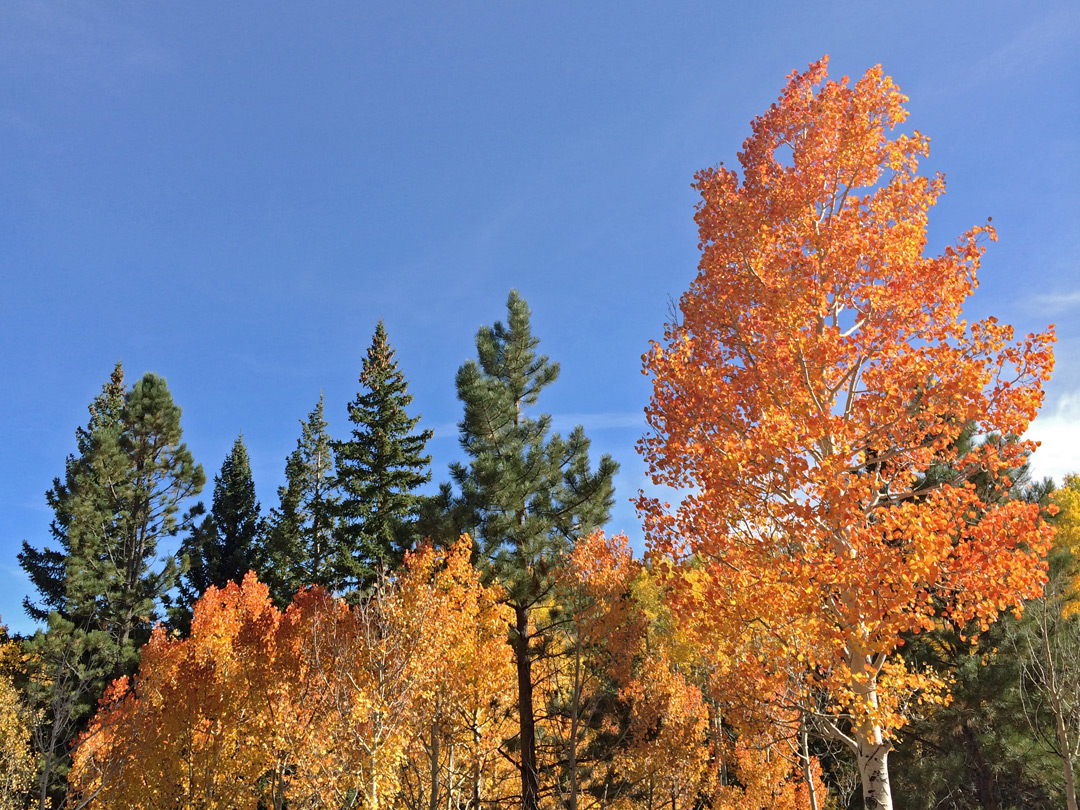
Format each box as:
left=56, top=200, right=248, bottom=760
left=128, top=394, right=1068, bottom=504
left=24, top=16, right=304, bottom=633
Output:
left=0, top=622, right=38, bottom=810
left=1051, top=473, right=1080, bottom=615
left=67, top=538, right=516, bottom=810
left=1052, top=474, right=1080, bottom=557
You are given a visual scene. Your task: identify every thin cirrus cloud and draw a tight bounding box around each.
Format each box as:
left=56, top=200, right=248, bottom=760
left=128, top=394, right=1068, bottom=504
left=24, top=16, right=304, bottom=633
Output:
left=1027, top=291, right=1080, bottom=316
left=969, top=5, right=1079, bottom=84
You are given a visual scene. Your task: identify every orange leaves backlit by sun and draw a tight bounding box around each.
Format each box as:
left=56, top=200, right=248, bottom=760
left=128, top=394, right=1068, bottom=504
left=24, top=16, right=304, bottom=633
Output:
left=637, top=55, right=1056, bottom=794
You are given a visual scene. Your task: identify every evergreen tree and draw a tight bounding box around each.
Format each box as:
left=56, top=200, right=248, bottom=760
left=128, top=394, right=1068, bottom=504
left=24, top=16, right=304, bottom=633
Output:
left=176, top=435, right=263, bottom=624
left=334, top=321, right=433, bottom=590
left=264, top=394, right=339, bottom=606
left=886, top=439, right=1061, bottom=809
left=446, top=290, right=618, bottom=810
left=20, top=363, right=127, bottom=625
left=22, top=370, right=204, bottom=667
left=18, top=366, right=204, bottom=807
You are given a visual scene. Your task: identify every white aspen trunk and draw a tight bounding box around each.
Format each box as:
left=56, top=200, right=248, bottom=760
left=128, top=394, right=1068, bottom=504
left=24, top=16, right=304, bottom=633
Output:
left=856, top=737, right=892, bottom=810
left=851, top=646, right=892, bottom=810
left=800, top=724, right=821, bottom=810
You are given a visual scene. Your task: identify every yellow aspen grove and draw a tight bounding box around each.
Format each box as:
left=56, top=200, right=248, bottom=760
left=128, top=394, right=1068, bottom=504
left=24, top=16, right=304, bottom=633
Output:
left=638, top=57, right=1055, bottom=810
left=67, top=539, right=515, bottom=810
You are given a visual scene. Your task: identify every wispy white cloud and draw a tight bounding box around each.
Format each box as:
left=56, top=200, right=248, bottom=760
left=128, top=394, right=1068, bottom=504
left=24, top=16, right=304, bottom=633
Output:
left=427, top=422, right=462, bottom=441
left=0, top=1, right=177, bottom=82
left=1026, top=391, right=1080, bottom=484
left=921, top=6, right=1080, bottom=103
left=550, top=412, right=645, bottom=432
left=1026, top=291, right=1080, bottom=316
left=973, top=6, right=1079, bottom=84
left=0, top=108, right=36, bottom=135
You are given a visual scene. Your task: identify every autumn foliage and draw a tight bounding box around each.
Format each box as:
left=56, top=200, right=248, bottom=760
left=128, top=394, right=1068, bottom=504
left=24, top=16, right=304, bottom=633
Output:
left=66, top=530, right=826, bottom=810
left=39, top=54, right=1066, bottom=810
left=68, top=538, right=514, bottom=810
left=638, top=57, right=1054, bottom=808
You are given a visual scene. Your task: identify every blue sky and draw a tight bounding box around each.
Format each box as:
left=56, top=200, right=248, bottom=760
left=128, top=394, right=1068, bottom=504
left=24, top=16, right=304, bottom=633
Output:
left=2, top=1, right=1077, bottom=635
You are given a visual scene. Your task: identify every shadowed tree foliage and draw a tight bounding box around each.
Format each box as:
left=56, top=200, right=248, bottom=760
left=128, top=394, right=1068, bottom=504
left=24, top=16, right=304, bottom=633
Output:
left=18, top=365, right=204, bottom=809
left=264, top=393, right=340, bottom=606
left=20, top=364, right=127, bottom=626
left=446, top=290, right=618, bottom=810
left=335, top=321, right=433, bottom=591
left=887, top=441, right=1061, bottom=810
left=175, top=435, right=263, bottom=627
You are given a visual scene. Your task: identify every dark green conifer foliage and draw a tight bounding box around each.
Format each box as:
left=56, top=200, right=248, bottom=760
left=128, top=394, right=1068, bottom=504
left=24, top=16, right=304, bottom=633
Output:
left=447, top=290, right=618, bottom=810
left=18, top=366, right=204, bottom=807
left=176, top=435, right=262, bottom=622
left=335, top=321, right=433, bottom=590
left=264, top=394, right=339, bottom=606
left=43, top=370, right=204, bottom=664
left=20, top=363, right=127, bottom=624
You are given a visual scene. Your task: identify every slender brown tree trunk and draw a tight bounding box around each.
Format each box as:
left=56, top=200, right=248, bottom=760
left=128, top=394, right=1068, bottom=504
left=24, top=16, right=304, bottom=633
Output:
left=471, top=707, right=483, bottom=810
left=514, top=604, right=539, bottom=810
left=429, top=718, right=441, bottom=810
left=567, top=641, right=581, bottom=810
left=1054, top=700, right=1079, bottom=810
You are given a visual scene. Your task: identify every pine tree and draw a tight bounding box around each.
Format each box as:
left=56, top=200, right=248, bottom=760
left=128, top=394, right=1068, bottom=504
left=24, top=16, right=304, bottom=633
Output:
left=18, top=366, right=204, bottom=808
left=23, top=370, right=205, bottom=667
left=335, top=321, right=433, bottom=591
left=176, top=435, right=263, bottom=624
left=447, top=290, right=618, bottom=810
left=20, top=363, right=127, bottom=625
left=264, top=394, right=339, bottom=606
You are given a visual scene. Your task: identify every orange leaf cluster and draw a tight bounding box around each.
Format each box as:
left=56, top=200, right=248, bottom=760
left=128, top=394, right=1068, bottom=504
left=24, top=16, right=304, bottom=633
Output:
left=638, top=55, right=1055, bottom=769
left=68, top=537, right=513, bottom=810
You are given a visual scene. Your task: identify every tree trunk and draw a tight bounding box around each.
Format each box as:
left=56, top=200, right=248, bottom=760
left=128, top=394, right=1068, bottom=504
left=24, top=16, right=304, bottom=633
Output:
left=800, top=723, right=820, bottom=810
left=471, top=707, right=483, bottom=810
left=567, top=642, right=580, bottom=810
left=1054, top=702, right=1079, bottom=810
left=856, top=736, right=892, bottom=810
left=514, top=604, right=540, bottom=810
left=429, top=718, right=441, bottom=810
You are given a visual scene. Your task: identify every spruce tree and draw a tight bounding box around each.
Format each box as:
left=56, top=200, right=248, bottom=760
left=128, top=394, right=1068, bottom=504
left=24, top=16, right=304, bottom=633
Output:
left=335, top=321, right=433, bottom=590
left=19, top=366, right=204, bottom=807
left=176, top=435, right=263, bottom=624
left=447, top=290, right=618, bottom=810
left=264, top=394, right=339, bottom=606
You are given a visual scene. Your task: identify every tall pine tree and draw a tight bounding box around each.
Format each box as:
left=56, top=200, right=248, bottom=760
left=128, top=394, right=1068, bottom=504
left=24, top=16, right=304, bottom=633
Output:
left=19, top=366, right=204, bottom=807
left=21, top=364, right=127, bottom=625
left=264, top=394, right=339, bottom=606
left=24, top=370, right=205, bottom=665
left=176, top=435, right=263, bottom=625
left=335, top=321, right=433, bottom=590
left=447, top=290, right=618, bottom=810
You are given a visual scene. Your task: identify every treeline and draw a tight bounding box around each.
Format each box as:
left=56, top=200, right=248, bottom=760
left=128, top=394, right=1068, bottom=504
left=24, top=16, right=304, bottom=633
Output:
left=3, top=290, right=1078, bottom=810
